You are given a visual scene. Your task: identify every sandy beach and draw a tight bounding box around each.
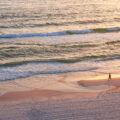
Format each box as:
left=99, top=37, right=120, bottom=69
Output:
left=0, top=75, right=120, bottom=120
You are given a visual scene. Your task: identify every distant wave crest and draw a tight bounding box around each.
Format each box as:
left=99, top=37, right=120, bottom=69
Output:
left=0, top=27, right=120, bottom=38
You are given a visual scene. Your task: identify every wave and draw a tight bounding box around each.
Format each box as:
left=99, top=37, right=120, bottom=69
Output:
left=0, top=27, right=120, bottom=38
left=1, top=54, right=120, bottom=68
left=0, top=19, right=103, bottom=28
left=0, top=66, right=98, bottom=81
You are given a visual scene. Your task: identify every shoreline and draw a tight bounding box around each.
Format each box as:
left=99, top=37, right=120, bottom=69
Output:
left=0, top=74, right=120, bottom=103
left=0, top=77, right=120, bottom=103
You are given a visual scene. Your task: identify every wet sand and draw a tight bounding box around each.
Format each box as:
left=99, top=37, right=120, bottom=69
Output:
left=78, top=77, right=120, bottom=87
left=0, top=89, right=98, bottom=104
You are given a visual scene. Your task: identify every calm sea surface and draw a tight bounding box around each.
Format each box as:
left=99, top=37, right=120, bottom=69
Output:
left=0, top=0, right=120, bottom=81
left=0, top=0, right=120, bottom=34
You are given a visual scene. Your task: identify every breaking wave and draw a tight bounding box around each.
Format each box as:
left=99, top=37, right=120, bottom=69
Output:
left=0, top=27, right=120, bottom=38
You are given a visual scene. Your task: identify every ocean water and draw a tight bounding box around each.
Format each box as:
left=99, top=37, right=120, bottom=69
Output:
left=0, top=0, right=120, bottom=81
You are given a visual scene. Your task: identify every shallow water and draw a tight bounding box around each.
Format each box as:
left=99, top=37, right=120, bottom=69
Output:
left=0, top=0, right=120, bottom=82
left=0, top=32, right=120, bottom=81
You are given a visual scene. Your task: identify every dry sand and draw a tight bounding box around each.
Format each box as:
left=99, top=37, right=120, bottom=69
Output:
left=0, top=76, right=120, bottom=120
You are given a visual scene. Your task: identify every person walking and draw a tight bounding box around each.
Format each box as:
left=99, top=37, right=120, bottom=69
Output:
left=108, top=73, right=111, bottom=80
left=108, top=73, right=111, bottom=86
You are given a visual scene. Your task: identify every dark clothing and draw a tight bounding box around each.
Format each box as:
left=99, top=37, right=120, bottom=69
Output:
left=108, top=73, right=111, bottom=80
